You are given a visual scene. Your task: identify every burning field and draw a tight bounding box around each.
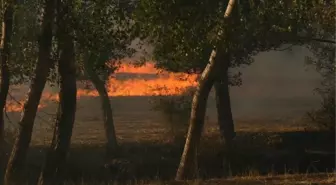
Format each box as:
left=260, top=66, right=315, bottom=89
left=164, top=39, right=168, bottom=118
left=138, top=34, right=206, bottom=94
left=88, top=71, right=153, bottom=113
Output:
left=4, top=62, right=202, bottom=145
left=3, top=59, right=322, bottom=146
left=5, top=58, right=321, bottom=122
left=5, top=62, right=198, bottom=113
left=3, top=61, right=334, bottom=184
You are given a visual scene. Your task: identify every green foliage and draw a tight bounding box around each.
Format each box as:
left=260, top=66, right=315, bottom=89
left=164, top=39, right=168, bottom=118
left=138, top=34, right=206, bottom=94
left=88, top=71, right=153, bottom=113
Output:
left=5, top=0, right=136, bottom=87
left=133, top=0, right=315, bottom=78
left=304, top=1, right=335, bottom=131
left=8, top=0, right=42, bottom=84
left=6, top=0, right=60, bottom=86
left=134, top=0, right=221, bottom=73
left=307, top=90, right=335, bottom=131
left=73, top=0, right=136, bottom=81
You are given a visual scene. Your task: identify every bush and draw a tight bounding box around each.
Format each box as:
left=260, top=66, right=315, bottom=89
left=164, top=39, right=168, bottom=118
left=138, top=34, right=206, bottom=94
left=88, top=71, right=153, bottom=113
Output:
left=306, top=43, right=335, bottom=132
left=150, top=86, right=196, bottom=141
left=307, top=88, right=335, bottom=131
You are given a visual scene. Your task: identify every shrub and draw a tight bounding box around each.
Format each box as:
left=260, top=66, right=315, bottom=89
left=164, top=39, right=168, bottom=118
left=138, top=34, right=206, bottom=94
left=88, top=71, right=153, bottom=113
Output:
left=307, top=88, right=335, bottom=131
left=306, top=43, right=335, bottom=132
left=150, top=86, right=196, bottom=141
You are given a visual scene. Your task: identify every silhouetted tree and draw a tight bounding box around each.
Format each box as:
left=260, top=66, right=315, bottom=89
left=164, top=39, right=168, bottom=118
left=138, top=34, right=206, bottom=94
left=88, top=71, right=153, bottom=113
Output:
left=4, top=0, right=56, bottom=183
left=0, top=1, right=14, bottom=182
left=38, top=0, right=77, bottom=183
left=135, top=0, right=335, bottom=179
left=74, top=0, right=135, bottom=157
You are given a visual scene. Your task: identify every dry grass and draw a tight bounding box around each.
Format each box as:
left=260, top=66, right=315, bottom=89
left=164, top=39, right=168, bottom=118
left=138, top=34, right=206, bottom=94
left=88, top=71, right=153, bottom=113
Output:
left=2, top=92, right=335, bottom=184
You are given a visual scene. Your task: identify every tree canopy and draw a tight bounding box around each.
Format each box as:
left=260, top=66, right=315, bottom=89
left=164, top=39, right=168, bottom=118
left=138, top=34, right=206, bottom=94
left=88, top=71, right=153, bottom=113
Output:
left=134, top=0, right=333, bottom=76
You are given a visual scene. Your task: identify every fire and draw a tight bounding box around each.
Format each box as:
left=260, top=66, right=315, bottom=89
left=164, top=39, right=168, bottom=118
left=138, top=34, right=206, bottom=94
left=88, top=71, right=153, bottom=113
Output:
left=5, top=62, right=198, bottom=112
left=115, top=62, right=160, bottom=74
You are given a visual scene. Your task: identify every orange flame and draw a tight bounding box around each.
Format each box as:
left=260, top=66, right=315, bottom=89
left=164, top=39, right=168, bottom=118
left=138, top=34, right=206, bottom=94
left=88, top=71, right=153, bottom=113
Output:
left=5, top=62, right=198, bottom=112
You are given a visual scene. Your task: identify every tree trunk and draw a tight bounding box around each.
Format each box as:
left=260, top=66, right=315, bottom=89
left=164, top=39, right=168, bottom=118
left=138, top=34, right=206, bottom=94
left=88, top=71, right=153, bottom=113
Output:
left=38, top=0, right=76, bottom=184
left=0, top=2, right=13, bottom=145
left=38, top=40, right=76, bottom=185
left=175, top=62, right=216, bottom=180
left=175, top=0, right=236, bottom=180
left=214, top=67, right=235, bottom=177
left=0, top=3, right=14, bottom=182
left=214, top=70, right=235, bottom=144
left=84, top=56, right=118, bottom=157
left=4, top=0, right=56, bottom=184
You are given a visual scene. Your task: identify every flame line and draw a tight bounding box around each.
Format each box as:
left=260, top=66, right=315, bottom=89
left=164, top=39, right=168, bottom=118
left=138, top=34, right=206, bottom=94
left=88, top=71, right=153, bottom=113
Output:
left=6, top=91, right=55, bottom=126
left=5, top=62, right=199, bottom=113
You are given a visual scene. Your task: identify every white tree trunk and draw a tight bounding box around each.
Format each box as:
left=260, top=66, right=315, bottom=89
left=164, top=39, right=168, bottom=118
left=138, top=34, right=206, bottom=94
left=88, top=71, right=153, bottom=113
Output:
left=175, top=0, right=237, bottom=180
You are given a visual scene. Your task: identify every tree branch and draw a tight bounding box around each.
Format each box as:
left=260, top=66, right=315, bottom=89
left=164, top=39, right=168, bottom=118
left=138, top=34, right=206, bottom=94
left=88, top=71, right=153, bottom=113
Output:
left=7, top=91, right=55, bottom=123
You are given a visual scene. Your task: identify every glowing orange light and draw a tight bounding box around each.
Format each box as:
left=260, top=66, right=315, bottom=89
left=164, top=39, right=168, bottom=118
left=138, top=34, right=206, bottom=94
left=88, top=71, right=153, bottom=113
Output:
left=5, top=62, right=198, bottom=112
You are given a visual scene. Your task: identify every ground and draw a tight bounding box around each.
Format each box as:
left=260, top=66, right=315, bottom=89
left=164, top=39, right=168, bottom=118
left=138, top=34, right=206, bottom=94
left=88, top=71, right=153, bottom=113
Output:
left=2, top=87, right=335, bottom=184
left=2, top=60, right=335, bottom=184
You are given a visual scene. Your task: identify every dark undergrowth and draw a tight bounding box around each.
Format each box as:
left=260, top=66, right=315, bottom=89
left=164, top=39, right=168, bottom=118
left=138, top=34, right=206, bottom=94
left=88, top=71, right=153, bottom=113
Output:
left=1, top=129, right=334, bottom=184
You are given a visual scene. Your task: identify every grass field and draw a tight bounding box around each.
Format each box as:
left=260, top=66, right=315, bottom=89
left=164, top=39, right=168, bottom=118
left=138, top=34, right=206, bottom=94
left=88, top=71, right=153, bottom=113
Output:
left=3, top=88, right=335, bottom=184
left=2, top=58, right=335, bottom=184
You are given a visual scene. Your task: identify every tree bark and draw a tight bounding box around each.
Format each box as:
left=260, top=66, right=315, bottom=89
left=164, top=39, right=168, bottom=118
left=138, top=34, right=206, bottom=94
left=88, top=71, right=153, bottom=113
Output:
left=214, top=67, right=235, bottom=177
left=214, top=70, right=235, bottom=144
left=175, top=0, right=237, bottom=180
left=0, top=3, right=14, bottom=182
left=4, top=0, right=56, bottom=184
left=0, top=2, right=13, bottom=145
left=175, top=52, right=231, bottom=180
left=38, top=40, right=76, bottom=185
left=84, top=55, right=118, bottom=157
left=175, top=62, right=216, bottom=180
left=38, top=0, right=76, bottom=184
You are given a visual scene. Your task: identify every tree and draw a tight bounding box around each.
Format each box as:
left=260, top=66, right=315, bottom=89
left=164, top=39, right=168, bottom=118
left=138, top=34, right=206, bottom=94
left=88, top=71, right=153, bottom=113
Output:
left=3, top=0, right=134, bottom=182
left=134, top=0, right=241, bottom=157
left=38, top=0, right=76, bottom=183
left=0, top=0, right=13, bottom=145
left=133, top=0, right=286, bottom=147
left=177, top=0, right=334, bottom=173
left=9, top=0, right=45, bottom=85
left=134, top=0, right=334, bottom=179
left=175, top=0, right=237, bottom=179
left=305, top=1, right=335, bottom=131
left=0, top=0, right=14, bottom=182
left=4, top=0, right=56, bottom=183
left=83, top=53, right=119, bottom=156
left=135, top=0, right=242, bottom=179
left=74, top=0, right=135, bottom=157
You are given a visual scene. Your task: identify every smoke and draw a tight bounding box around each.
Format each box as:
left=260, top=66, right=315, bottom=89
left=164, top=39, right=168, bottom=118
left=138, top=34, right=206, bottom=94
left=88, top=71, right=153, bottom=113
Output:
left=5, top=45, right=321, bottom=123
left=130, top=42, right=321, bottom=120
left=225, top=46, right=321, bottom=120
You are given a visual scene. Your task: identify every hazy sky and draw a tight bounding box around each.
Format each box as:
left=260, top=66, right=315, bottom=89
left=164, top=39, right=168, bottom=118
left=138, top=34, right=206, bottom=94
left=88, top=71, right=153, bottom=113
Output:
left=228, top=46, right=321, bottom=119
